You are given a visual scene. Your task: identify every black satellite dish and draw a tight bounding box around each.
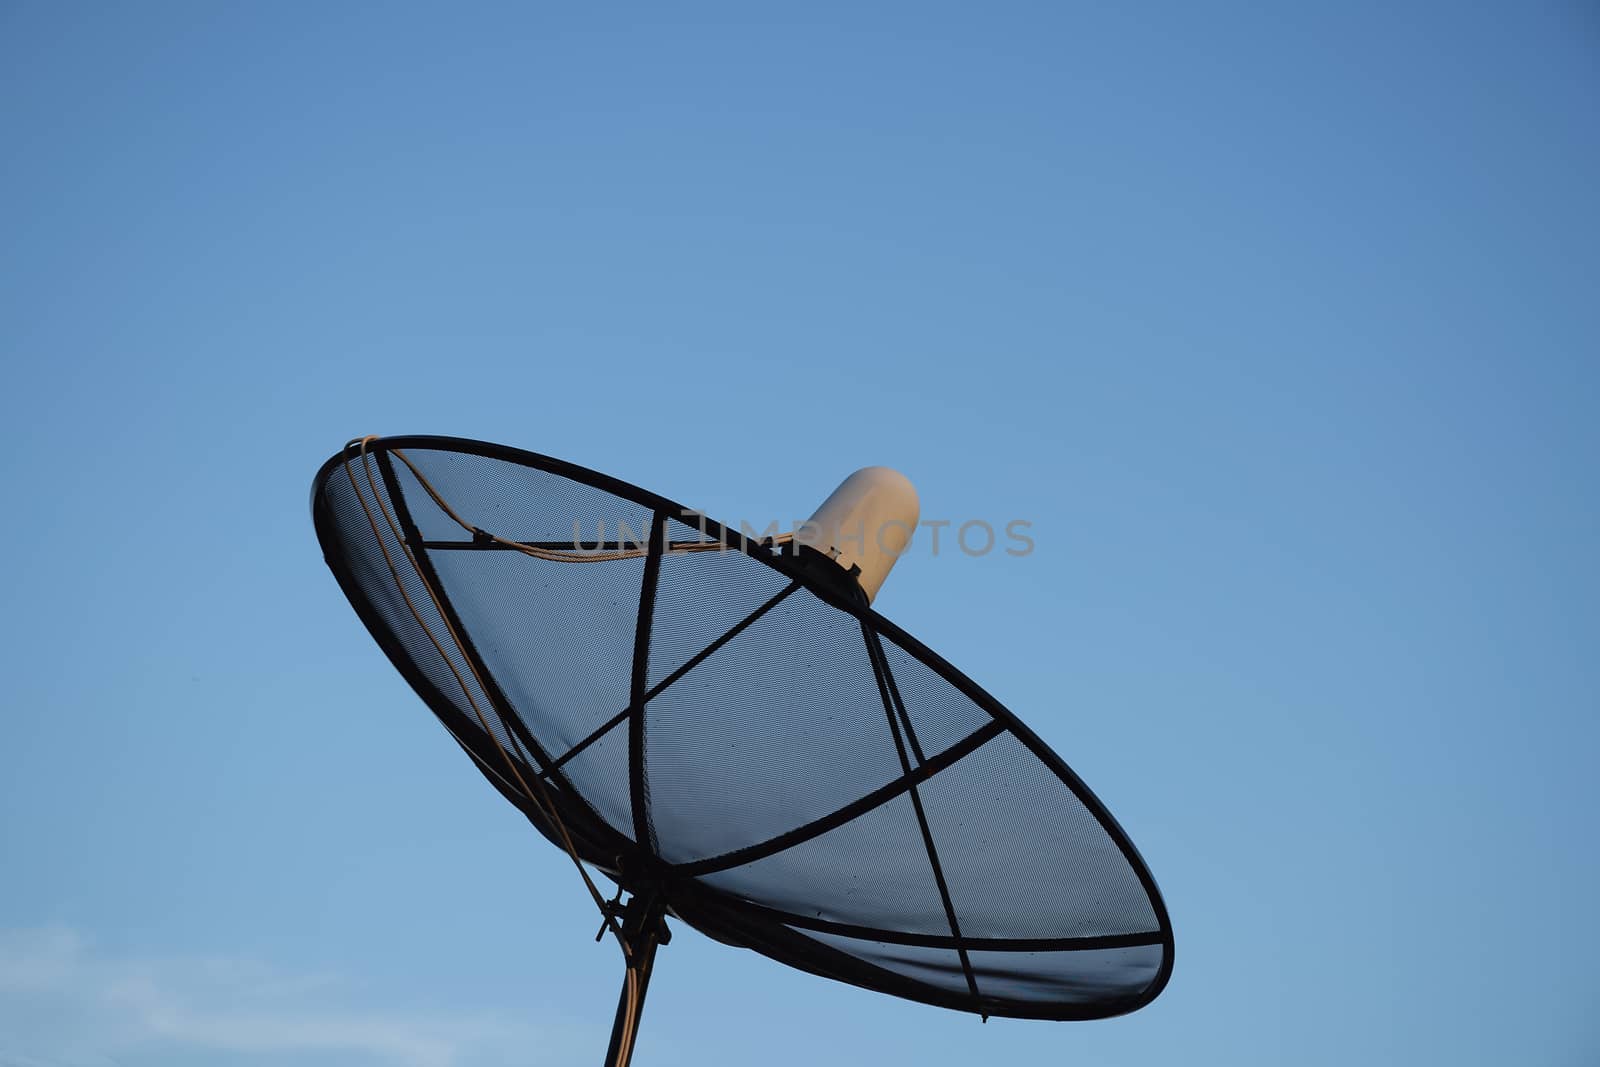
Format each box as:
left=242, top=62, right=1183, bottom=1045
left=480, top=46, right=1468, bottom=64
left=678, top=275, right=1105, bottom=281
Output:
left=312, top=435, right=1172, bottom=1066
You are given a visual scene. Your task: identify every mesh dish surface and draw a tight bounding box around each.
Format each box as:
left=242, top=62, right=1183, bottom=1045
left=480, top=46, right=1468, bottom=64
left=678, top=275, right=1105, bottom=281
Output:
left=312, top=437, right=1173, bottom=1021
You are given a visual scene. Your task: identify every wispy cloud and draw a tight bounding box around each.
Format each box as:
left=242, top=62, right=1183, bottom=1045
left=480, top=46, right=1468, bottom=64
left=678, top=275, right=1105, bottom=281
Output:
left=0, top=926, right=584, bottom=1067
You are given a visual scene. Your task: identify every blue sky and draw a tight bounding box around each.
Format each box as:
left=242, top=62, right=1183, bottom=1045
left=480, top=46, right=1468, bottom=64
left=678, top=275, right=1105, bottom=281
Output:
left=1, top=3, right=1596, bottom=1064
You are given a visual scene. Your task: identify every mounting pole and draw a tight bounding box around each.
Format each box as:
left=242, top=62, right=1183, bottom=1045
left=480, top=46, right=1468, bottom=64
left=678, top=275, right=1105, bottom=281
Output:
left=601, top=891, right=670, bottom=1067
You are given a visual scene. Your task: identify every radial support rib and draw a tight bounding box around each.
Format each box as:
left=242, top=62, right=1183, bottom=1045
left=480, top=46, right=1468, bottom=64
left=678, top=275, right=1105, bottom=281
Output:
left=672, top=718, right=1005, bottom=877
left=627, top=513, right=667, bottom=853
left=544, top=580, right=800, bottom=779
left=861, top=622, right=984, bottom=1013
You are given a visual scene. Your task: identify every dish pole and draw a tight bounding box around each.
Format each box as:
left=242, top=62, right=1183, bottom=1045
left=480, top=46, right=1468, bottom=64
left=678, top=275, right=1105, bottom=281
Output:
left=602, top=891, right=670, bottom=1067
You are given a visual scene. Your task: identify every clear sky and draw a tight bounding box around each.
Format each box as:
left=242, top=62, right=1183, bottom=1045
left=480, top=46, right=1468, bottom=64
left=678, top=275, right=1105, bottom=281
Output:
left=1, top=4, right=1596, bottom=1065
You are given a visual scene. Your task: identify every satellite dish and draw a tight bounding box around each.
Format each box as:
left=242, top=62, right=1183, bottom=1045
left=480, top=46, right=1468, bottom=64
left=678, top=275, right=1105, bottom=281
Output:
left=312, top=435, right=1172, bottom=1066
